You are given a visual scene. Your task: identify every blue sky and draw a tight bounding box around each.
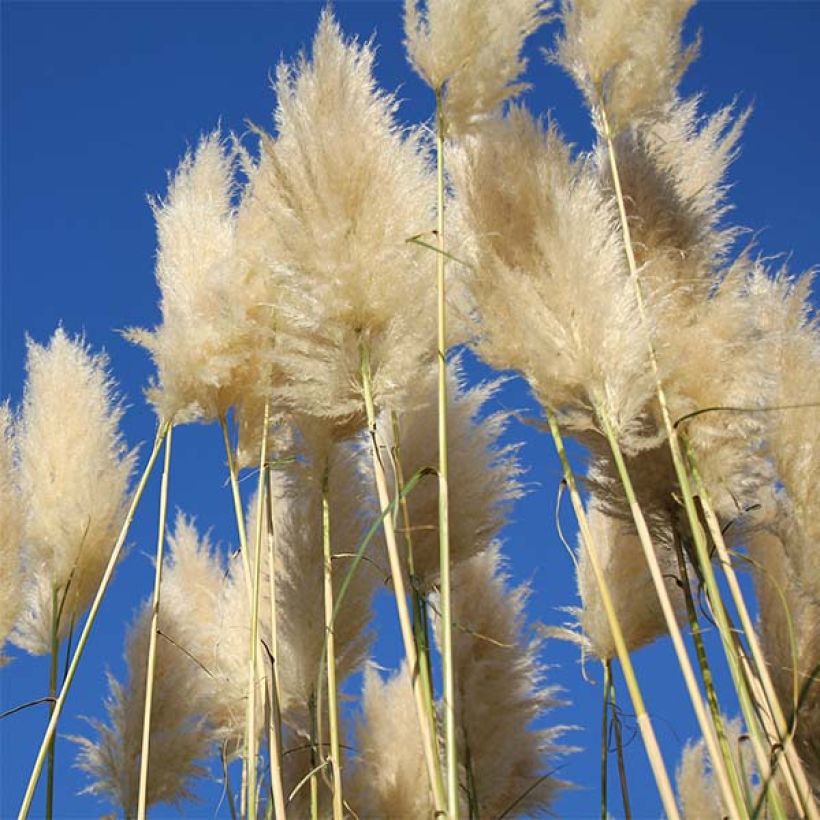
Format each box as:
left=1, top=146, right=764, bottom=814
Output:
left=1, top=1, right=818, bottom=817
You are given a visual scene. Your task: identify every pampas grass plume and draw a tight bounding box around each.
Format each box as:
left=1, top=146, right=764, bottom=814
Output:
left=555, top=0, right=698, bottom=129
left=12, top=328, right=136, bottom=655
left=404, top=0, right=551, bottom=132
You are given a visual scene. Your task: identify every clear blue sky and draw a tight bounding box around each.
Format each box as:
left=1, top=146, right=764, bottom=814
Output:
left=1, top=1, right=818, bottom=817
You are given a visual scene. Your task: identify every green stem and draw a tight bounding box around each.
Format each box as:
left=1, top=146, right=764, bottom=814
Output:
left=322, top=464, right=344, bottom=820
left=433, top=85, right=457, bottom=820
left=247, top=402, right=271, bottom=820
left=19, top=422, right=169, bottom=820
left=544, top=409, right=680, bottom=820
left=607, top=664, right=632, bottom=820
left=672, top=527, right=745, bottom=812
left=360, top=342, right=446, bottom=816
left=45, top=587, right=59, bottom=820
left=309, top=692, right=320, bottom=820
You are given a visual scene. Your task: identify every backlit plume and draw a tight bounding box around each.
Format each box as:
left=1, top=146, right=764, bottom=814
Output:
left=13, top=329, right=135, bottom=655
left=555, top=0, right=698, bottom=129
left=404, top=0, right=551, bottom=132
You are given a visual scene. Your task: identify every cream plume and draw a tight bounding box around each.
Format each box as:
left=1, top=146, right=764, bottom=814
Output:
left=349, top=662, right=435, bottom=818
left=13, top=329, right=136, bottom=655
left=559, top=501, right=681, bottom=661
left=403, top=0, right=551, bottom=133
left=72, top=604, right=211, bottom=814
left=446, top=545, right=564, bottom=816
left=129, top=130, right=275, bottom=424
left=554, top=0, right=698, bottom=129
left=238, top=9, right=439, bottom=432
left=379, top=360, right=522, bottom=589
left=676, top=716, right=759, bottom=818
left=0, top=404, right=24, bottom=663
left=451, top=106, right=654, bottom=440
left=260, top=437, right=380, bottom=734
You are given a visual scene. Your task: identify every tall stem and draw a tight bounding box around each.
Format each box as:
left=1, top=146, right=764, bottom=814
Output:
left=19, top=422, right=169, bottom=820
left=264, top=472, right=287, bottom=820
left=321, top=465, right=344, bottom=820
left=599, top=409, right=742, bottom=819
left=137, top=424, right=174, bottom=820
left=45, top=588, right=59, bottom=820
left=600, top=660, right=610, bottom=820
left=391, top=410, right=440, bottom=781
left=433, top=86, right=457, bottom=820
left=671, top=529, right=746, bottom=811
left=684, top=444, right=816, bottom=817
left=544, top=409, right=680, bottom=820
left=247, top=402, right=271, bottom=820
left=220, top=414, right=252, bottom=593
left=607, top=663, right=632, bottom=820
left=360, top=343, right=446, bottom=816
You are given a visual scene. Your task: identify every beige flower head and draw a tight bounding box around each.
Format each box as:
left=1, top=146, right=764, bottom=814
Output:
left=404, top=0, right=551, bottom=133
left=13, top=328, right=136, bottom=655
left=555, top=0, right=699, bottom=130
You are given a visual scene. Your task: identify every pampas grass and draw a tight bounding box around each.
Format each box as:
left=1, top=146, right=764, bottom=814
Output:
left=6, top=5, right=820, bottom=820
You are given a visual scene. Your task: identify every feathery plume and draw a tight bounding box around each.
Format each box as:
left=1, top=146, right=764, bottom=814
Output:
left=12, top=328, right=136, bottom=655
left=676, top=717, right=759, bottom=819
left=403, top=0, right=551, bottom=133
left=554, top=0, right=698, bottom=129
left=239, top=9, right=439, bottom=432
left=446, top=545, right=564, bottom=816
left=0, top=404, right=24, bottom=663
left=379, top=360, right=522, bottom=588
left=451, top=107, right=654, bottom=441
left=129, top=130, right=275, bottom=424
left=72, top=603, right=211, bottom=814
left=349, top=662, right=435, bottom=818
left=560, top=501, right=681, bottom=661
left=261, top=437, right=380, bottom=734
left=748, top=275, right=820, bottom=794
left=597, top=97, right=748, bottom=309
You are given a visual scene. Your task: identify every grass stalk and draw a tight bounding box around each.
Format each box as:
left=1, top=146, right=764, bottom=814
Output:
left=390, top=410, right=442, bottom=789
left=18, top=421, right=169, bottom=820
left=137, top=423, right=174, bottom=820
left=321, top=465, right=344, bottom=820
left=219, top=414, right=252, bottom=593
left=264, top=471, right=287, bottom=820
left=544, top=409, right=680, bottom=820
left=360, top=342, right=447, bottom=816
left=309, top=693, right=320, bottom=820
left=671, top=528, right=746, bottom=811
left=598, top=408, right=743, bottom=819
left=607, top=663, right=632, bottom=820
left=246, top=401, right=271, bottom=820
left=433, top=85, right=458, bottom=820
left=601, top=660, right=610, bottom=820
left=45, top=588, right=59, bottom=820
left=683, top=442, right=818, bottom=818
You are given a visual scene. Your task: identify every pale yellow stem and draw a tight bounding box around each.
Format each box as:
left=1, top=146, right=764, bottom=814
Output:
left=247, top=402, right=271, bottom=820
left=687, top=450, right=818, bottom=818
left=599, top=409, right=743, bottom=820
left=19, top=422, right=169, bottom=820
left=264, top=473, right=287, bottom=820
left=361, top=344, right=447, bottom=817
left=322, top=467, right=344, bottom=820
left=220, top=414, right=252, bottom=594
left=137, top=424, right=174, bottom=820
left=545, top=410, right=680, bottom=820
